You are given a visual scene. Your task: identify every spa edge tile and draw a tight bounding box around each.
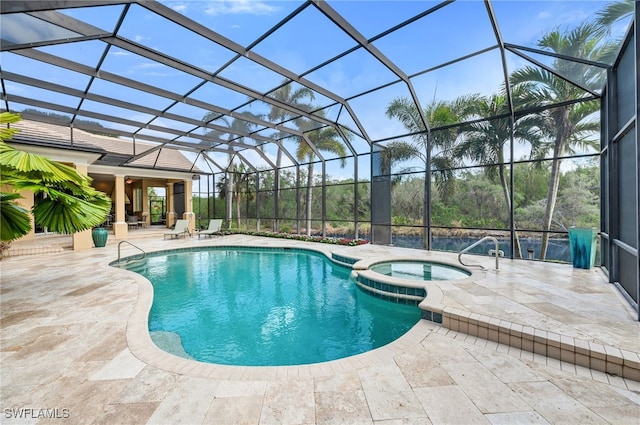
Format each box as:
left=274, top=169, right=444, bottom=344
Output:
left=588, top=342, right=607, bottom=360
left=498, top=329, right=510, bottom=346
left=620, top=349, right=640, bottom=368
left=509, top=322, right=523, bottom=337
left=561, top=348, right=576, bottom=364
left=547, top=345, right=561, bottom=360
left=622, top=366, right=640, bottom=383
left=590, top=357, right=607, bottom=374
left=604, top=345, right=624, bottom=364
left=546, top=332, right=561, bottom=348
left=606, top=361, right=623, bottom=377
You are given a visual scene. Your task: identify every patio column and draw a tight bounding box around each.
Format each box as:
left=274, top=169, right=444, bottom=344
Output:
left=72, top=164, right=92, bottom=250
left=183, top=179, right=195, bottom=233
left=112, top=175, right=128, bottom=238
left=141, top=180, right=150, bottom=227
left=166, top=182, right=175, bottom=228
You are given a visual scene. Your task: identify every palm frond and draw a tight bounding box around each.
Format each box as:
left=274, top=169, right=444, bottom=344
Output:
left=0, top=193, right=32, bottom=241
left=378, top=141, right=423, bottom=173
left=0, top=112, right=21, bottom=142
left=386, top=97, right=427, bottom=136
left=0, top=113, right=111, bottom=239
left=0, top=143, right=88, bottom=185
left=33, top=190, right=111, bottom=234
left=595, top=0, right=634, bottom=29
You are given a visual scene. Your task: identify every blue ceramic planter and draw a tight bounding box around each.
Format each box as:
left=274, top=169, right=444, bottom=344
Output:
left=568, top=227, right=597, bottom=269
left=92, top=227, right=108, bottom=248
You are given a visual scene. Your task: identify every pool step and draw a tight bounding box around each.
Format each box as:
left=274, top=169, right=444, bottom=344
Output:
left=422, top=306, right=640, bottom=382
left=123, top=262, right=147, bottom=271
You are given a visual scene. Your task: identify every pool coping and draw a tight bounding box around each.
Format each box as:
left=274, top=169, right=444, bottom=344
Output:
left=115, top=241, right=640, bottom=382
left=412, top=274, right=638, bottom=381
left=117, top=244, right=436, bottom=380
left=335, top=249, right=640, bottom=381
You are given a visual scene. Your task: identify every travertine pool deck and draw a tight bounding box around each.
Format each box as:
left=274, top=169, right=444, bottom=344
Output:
left=1, top=233, right=639, bottom=424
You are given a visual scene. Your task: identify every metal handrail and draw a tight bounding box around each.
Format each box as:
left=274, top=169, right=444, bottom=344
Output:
left=458, top=236, right=501, bottom=270
left=117, top=240, right=146, bottom=263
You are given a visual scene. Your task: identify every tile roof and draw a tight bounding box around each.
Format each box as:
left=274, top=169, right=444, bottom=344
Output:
left=10, top=119, right=199, bottom=172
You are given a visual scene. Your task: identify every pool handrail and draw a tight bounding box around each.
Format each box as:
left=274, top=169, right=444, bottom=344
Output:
left=458, top=236, right=501, bottom=270
left=117, top=240, right=146, bottom=263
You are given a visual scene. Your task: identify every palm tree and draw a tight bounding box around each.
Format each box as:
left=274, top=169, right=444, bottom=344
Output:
left=510, top=22, right=614, bottom=259
left=295, top=119, right=347, bottom=235
left=203, top=111, right=259, bottom=227
left=214, top=163, right=254, bottom=229
left=382, top=95, right=479, bottom=248
left=267, top=82, right=316, bottom=231
left=268, top=82, right=316, bottom=129
left=383, top=95, right=480, bottom=199
left=455, top=92, right=541, bottom=257
left=0, top=112, right=110, bottom=249
left=235, top=164, right=254, bottom=229
left=268, top=81, right=317, bottom=169
left=596, top=0, right=634, bottom=32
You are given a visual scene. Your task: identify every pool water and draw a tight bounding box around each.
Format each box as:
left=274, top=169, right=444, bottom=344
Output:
left=127, top=248, right=421, bottom=366
left=370, top=261, right=471, bottom=281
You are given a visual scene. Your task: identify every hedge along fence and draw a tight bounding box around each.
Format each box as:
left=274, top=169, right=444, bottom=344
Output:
left=214, top=230, right=369, bottom=247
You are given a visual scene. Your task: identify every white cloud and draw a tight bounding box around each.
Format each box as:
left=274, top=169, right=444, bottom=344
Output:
left=134, top=62, right=165, bottom=69
left=537, top=11, right=552, bottom=20
left=204, top=0, right=278, bottom=16
left=535, top=4, right=592, bottom=27
left=109, top=50, right=131, bottom=57
left=172, top=3, right=187, bottom=13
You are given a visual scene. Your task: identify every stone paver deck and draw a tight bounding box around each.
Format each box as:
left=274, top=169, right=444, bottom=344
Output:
left=1, top=233, right=639, bottom=424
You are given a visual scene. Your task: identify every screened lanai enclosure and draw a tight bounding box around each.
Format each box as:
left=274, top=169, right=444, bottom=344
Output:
left=1, top=1, right=638, bottom=313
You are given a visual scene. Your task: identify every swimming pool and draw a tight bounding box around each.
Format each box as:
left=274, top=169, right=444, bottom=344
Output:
left=123, top=247, right=420, bottom=366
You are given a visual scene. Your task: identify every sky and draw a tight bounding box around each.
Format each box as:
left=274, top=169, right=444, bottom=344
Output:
left=0, top=0, right=632, bottom=180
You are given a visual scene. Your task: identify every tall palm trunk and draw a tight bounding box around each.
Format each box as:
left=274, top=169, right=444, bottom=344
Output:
left=235, top=189, right=242, bottom=229
left=226, top=170, right=233, bottom=227
left=498, top=162, right=522, bottom=258
left=498, top=164, right=511, bottom=215
left=539, top=138, right=564, bottom=260
left=305, top=162, right=314, bottom=235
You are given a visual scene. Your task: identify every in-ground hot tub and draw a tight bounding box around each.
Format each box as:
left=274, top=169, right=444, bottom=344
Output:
left=349, top=258, right=473, bottom=324
left=370, top=260, right=471, bottom=281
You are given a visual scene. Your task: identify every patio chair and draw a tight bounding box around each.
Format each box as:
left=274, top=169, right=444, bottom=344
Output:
left=198, top=219, right=223, bottom=239
left=164, top=219, right=190, bottom=240
left=126, top=215, right=140, bottom=229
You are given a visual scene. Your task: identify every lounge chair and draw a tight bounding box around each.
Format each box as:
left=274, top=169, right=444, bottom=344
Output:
left=164, top=219, right=190, bottom=240
left=198, top=219, right=223, bottom=239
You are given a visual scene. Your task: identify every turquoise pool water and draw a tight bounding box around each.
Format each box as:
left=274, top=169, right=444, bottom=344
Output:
left=126, top=247, right=421, bottom=366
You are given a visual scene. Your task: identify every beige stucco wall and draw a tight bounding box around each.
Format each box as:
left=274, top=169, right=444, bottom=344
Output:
left=112, top=175, right=128, bottom=239
left=71, top=164, right=93, bottom=250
